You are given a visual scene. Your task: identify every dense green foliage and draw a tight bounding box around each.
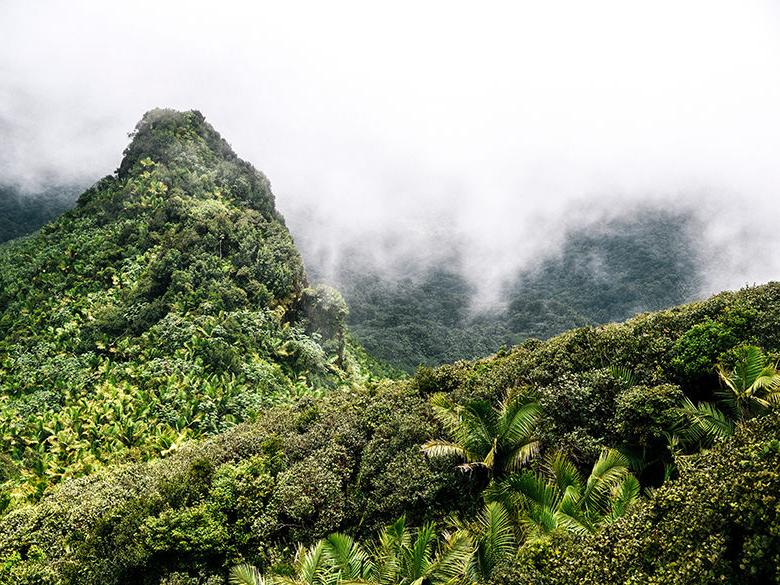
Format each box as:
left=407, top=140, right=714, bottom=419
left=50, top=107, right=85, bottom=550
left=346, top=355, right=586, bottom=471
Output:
left=492, top=412, right=780, bottom=584
left=0, top=110, right=376, bottom=506
left=422, top=391, right=540, bottom=477
left=1, top=273, right=778, bottom=583
left=323, top=210, right=702, bottom=371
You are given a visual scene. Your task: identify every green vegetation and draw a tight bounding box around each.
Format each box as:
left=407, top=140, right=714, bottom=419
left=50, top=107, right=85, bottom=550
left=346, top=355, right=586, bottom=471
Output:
left=1, top=268, right=778, bottom=582
left=674, top=344, right=780, bottom=449
left=422, top=391, right=540, bottom=477
left=715, top=344, right=780, bottom=417
left=0, top=109, right=378, bottom=507
left=485, top=449, right=639, bottom=541
left=0, top=109, right=778, bottom=584
left=323, top=210, right=702, bottom=371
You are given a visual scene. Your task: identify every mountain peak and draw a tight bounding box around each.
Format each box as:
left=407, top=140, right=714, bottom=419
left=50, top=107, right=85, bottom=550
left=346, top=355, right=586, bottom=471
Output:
left=118, top=109, right=228, bottom=177
left=112, top=108, right=277, bottom=218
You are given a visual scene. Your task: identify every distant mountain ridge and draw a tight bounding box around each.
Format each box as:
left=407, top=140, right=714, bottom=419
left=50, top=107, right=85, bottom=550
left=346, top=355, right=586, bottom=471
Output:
left=319, top=208, right=703, bottom=371
left=0, top=183, right=81, bottom=244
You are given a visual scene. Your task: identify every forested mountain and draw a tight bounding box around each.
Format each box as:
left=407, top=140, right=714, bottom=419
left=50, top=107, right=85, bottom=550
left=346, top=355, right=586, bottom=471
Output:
left=0, top=109, right=379, bottom=507
left=0, top=110, right=778, bottom=585
left=322, top=209, right=702, bottom=371
left=2, top=274, right=779, bottom=583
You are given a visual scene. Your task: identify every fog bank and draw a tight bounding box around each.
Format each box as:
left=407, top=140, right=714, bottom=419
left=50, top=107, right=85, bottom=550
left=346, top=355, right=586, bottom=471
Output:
left=1, top=0, right=779, bottom=301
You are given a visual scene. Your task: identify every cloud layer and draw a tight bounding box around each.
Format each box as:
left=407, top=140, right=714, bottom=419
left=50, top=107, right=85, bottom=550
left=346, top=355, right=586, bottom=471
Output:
left=1, top=0, right=779, bottom=299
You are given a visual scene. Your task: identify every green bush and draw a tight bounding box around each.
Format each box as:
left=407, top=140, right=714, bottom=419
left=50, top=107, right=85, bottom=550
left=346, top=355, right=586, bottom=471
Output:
left=491, top=412, right=780, bottom=584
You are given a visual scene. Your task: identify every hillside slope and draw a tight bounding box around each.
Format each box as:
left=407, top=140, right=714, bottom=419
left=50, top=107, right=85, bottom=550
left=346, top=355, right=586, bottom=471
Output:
left=309, top=209, right=702, bottom=371
left=0, top=109, right=370, bottom=506
left=1, top=279, right=778, bottom=584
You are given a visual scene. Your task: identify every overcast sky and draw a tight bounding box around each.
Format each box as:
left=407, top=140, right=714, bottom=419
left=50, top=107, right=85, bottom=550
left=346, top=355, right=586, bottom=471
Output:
left=1, top=0, right=779, bottom=299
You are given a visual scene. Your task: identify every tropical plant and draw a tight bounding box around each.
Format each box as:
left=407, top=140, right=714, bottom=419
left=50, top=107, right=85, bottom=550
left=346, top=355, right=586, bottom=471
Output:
left=608, top=365, right=636, bottom=388
left=231, top=518, right=473, bottom=585
left=276, top=541, right=337, bottom=585
left=485, top=449, right=640, bottom=541
left=230, top=563, right=268, bottom=585
left=422, top=391, right=541, bottom=477
left=672, top=345, right=780, bottom=450
left=673, top=397, right=734, bottom=449
left=462, top=501, right=517, bottom=582
left=715, top=345, right=780, bottom=418
left=366, top=518, right=473, bottom=585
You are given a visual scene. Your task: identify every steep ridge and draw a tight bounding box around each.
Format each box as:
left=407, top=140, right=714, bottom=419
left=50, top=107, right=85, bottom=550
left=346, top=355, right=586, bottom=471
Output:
left=0, top=109, right=371, bottom=506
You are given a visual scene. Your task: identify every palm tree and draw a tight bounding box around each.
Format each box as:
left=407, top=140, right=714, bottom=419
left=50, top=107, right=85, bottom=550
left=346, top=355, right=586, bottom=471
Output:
left=371, top=518, right=472, bottom=585
left=280, top=540, right=341, bottom=585
left=673, top=345, right=780, bottom=448
left=715, top=345, right=780, bottom=419
left=229, top=541, right=344, bottom=585
left=232, top=519, right=473, bottom=585
left=463, top=502, right=517, bottom=583
left=485, top=449, right=639, bottom=541
left=673, top=397, right=734, bottom=449
left=422, top=391, right=541, bottom=477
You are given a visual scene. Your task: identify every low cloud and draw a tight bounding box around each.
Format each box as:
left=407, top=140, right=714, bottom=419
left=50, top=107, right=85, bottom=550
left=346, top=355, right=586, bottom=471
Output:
left=1, top=0, right=779, bottom=301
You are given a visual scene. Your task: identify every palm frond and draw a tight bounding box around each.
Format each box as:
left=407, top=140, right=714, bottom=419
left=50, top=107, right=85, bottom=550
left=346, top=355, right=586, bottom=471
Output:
left=429, top=530, right=474, bottom=584
left=421, top=440, right=469, bottom=462
left=555, top=484, right=592, bottom=535
left=766, top=389, right=780, bottom=405
left=731, top=345, right=766, bottom=390
left=607, top=473, right=640, bottom=522
left=323, top=533, right=372, bottom=581
left=230, top=564, right=266, bottom=585
left=545, top=452, right=583, bottom=494
left=520, top=505, right=558, bottom=542
left=582, top=449, right=630, bottom=513
left=470, top=502, right=516, bottom=581
left=505, top=440, right=540, bottom=473
left=499, top=400, right=541, bottom=446
left=458, top=401, right=497, bottom=455
left=373, top=517, right=407, bottom=584
left=676, top=398, right=734, bottom=445
left=608, top=365, right=636, bottom=388
left=296, top=541, right=333, bottom=585
left=429, top=393, right=462, bottom=436
left=407, top=523, right=437, bottom=580
left=750, top=368, right=780, bottom=395
left=492, top=471, right=560, bottom=512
